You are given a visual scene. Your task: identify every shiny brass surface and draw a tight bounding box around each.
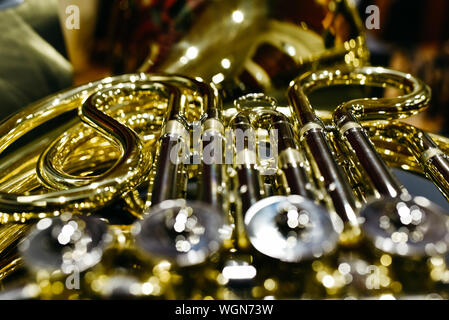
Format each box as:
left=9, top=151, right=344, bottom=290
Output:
left=2, top=0, right=449, bottom=300
left=1, top=69, right=449, bottom=299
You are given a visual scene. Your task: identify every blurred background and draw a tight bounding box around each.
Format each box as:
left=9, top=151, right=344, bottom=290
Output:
left=358, top=0, right=449, bottom=135
left=0, top=0, right=448, bottom=135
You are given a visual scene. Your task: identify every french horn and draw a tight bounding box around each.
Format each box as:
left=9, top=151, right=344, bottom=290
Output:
left=1, top=0, right=449, bottom=300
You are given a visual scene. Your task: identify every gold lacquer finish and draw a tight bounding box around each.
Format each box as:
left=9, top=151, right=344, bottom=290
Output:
left=2, top=0, right=449, bottom=301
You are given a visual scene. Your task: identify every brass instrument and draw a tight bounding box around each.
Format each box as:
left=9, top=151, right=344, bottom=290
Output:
left=232, top=94, right=338, bottom=263
left=2, top=0, right=449, bottom=301
left=288, top=66, right=449, bottom=297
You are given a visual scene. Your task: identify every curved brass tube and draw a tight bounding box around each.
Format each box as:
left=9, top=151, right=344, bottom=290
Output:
left=0, top=223, right=31, bottom=281
left=365, top=121, right=449, bottom=202
left=0, top=74, right=158, bottom=221
left=288, top=66, right=431, bottom=209
left=0, top=73, right=221, bottom=223
left=292, top=66, right=433, bottom=200
left=37, top=75, right=220, bottom=190
left=37, top=83, right=169, bottom=189
left=297, top=66, right=430, bottom=122
left=0, top=89, right=149, bottom=213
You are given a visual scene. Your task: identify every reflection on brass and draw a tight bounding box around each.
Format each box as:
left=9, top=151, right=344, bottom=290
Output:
left=1, top=0, right=449, bottom=300
left=138, top=0, right=369, bottom=100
